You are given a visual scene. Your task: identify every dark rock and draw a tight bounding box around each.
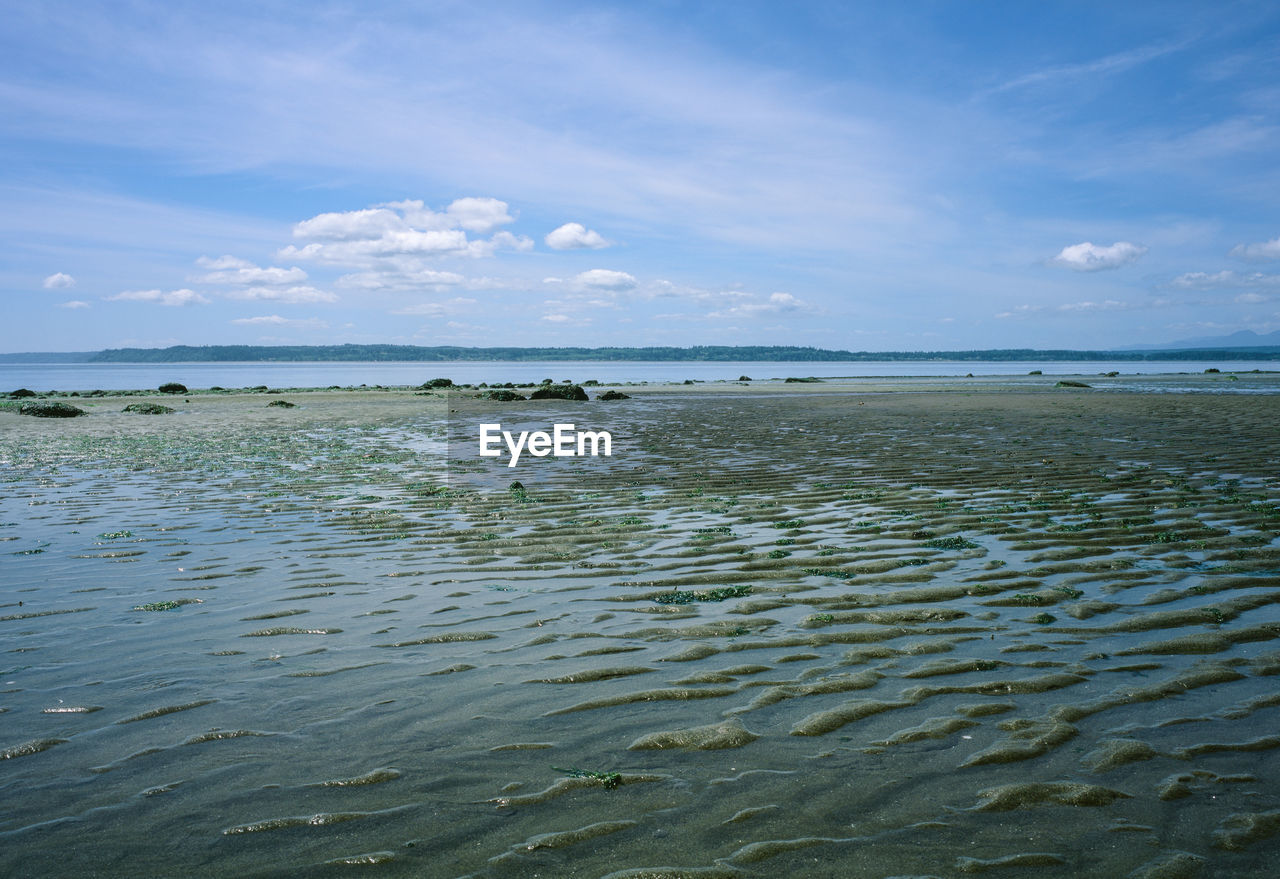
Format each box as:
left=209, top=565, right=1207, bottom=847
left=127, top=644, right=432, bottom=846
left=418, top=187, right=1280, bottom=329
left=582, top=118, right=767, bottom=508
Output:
left=738, top=375, right=752, bottom=382
left=9, top=388, right=36, bottom=398
left=1055, top=380, right=1091, bottom=388
left=598, top=390, right=630, bottom=401
left=420, top=378, right=453, bottom=389
left=509, top=481, right=525, bottom=491
left=479, top=390, right=526, bottom=401
left=784, top=376, right=823, bottom=383
left=20, top=401, right=85, bottom=418
left=158, top=382, right=188, bottom=394
left=267, top=400, right=296, bottom=408
left=530, top=383, right=588, bottom=401
left=122, top=403, right=175, bottom=415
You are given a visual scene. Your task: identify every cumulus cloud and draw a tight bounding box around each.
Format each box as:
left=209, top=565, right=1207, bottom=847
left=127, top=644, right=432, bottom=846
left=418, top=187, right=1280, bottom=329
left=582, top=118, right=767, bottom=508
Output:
left=282, top=197, right=525, bottom=269
left=225, top=285, right=338, bottom=304
left=1229, top=236, right=1280, bottom=261
left=108, top=288, right=209, bottom=306
left=466, top=230, right=534, bottom=258
left=194, top=255, right=307, bottom=285
left=445, top=197, right=514, bottom=234
left=1170, top=270, right=1280, bottom=290
left=545, top=222, right=609, bottom=250
left=59, top=300, right=90, bottom=309
left=230, top=315, right=328, bottom=328
left=708, top=291, right=806, bottom=318
left=572, top=269, right=638, bottom=291
left=1049, top=241, right=1147, bottom=271
left=294, top=208, right=408, bottom=241
left=281, top=230, right=469, bottom=263
left=43, top=272, right=75, bottom=289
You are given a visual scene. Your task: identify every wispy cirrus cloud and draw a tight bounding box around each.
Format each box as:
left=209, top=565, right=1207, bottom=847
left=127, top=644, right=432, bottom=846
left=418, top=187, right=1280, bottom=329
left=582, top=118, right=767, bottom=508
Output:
left=980, top=40, right=1189, bottom=98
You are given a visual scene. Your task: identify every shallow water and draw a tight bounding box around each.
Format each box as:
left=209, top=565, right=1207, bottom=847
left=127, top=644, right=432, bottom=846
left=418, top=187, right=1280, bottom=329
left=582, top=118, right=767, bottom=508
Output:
left=4, top=358, right=1279, bottom=391
left=3, top=382, right=1280, bottom=877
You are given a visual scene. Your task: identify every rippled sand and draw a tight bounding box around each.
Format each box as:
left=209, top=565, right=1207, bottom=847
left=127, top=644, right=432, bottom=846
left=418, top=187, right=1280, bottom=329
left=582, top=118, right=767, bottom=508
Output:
left=2, top=376, right=1280, bottom=877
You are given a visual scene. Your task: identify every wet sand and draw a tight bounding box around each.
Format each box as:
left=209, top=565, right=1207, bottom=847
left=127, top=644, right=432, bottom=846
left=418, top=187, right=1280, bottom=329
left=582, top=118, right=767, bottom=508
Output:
left=2, top=375, right=1280, bottom=877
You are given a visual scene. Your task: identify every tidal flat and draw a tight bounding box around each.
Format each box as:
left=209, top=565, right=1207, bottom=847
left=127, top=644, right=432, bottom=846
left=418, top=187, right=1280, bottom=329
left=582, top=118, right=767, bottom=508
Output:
left=2, top=375, right=1280, bottom=877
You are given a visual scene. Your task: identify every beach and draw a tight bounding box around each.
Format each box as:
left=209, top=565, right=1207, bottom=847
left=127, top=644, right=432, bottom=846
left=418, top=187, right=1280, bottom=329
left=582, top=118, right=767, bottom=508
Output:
left=3, top=375, right=1280, bottom=877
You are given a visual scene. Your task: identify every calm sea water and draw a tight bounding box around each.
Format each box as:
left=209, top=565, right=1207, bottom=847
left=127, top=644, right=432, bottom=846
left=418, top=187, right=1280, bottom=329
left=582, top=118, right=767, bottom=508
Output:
left=3, top=359, right=1276, bottom=391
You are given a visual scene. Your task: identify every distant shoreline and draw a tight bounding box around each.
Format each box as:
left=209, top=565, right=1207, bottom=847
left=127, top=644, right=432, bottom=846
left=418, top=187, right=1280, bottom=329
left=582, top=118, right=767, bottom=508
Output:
left=3, top=343, right=1280, bottom=364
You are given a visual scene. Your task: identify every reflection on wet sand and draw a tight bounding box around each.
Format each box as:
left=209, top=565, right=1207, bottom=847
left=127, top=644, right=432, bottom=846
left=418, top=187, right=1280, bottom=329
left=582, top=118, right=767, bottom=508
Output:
left=1, top=375, right=1279, bottom=876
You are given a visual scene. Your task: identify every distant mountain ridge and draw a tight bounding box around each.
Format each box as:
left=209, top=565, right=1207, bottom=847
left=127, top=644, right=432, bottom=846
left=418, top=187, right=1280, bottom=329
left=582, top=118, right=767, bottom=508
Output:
left=1125, top=329, right=1280, bottom=350
left=2, top=342, right=1279, bottom=363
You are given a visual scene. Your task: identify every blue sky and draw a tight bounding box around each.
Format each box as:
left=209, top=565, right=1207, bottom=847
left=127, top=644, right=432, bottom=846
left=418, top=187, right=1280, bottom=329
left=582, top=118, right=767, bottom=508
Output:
left=4, top=0, right=1280, bottom=352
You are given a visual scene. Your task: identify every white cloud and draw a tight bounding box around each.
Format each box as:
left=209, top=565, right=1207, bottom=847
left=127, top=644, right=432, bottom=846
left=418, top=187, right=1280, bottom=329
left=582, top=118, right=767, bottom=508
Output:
left=281, top=229, right=469, bottom=263
left=466, top=230, right=534, bottom=258
left=708, top=291, right=807, bottom=318
left=1170, top=270, right=1280, bottom=290
left=572, top=269, right=638, bottom=291
left=1056, top=299, right=1129, bottom=312
left=998, top=299, right=1133, bottom=318
left=194, top=255, right=307, bottom=285
left=282, top=199, right=513, bottom=266
left=107, top=288, right=209, bottom=306
left=230, top=315, right=328, bottom=328
left=1236, top=292, right=1268, bottom=304
left=545, top=222, right=609, bottom=250
left=58, top=299, right=90, bottom=309
left=337, top=268, right=467, bottom=291
left=994, top=304, right=1044, bottom=319
left=1229, top=236, right=1280, bottom=261
left=390, top=297, right=478, bottom=316
left=446, top=197, right=514, bottom=234
left=226, top=285, right=338, bottom=304
left=293, top=208, right=407, bottom=241
left=1049, top=241, right=1147, bottom=272
left=43, top=272, right=76, bottom=289
left=542, top=313, right=571, bottom=322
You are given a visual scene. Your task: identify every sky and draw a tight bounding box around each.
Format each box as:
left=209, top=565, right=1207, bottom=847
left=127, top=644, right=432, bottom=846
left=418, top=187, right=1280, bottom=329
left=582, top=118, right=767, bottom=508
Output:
left=3, top=0, right=1280, bottom=353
